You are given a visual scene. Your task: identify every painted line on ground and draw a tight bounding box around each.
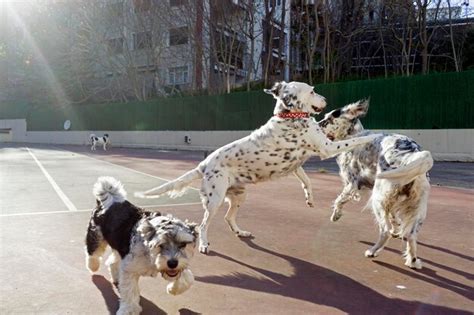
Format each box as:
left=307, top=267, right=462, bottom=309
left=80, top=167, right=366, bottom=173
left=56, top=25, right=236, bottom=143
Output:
left=52, top=146, right=200, bottom=192
left=26, top=147, right=78, bottom=211
left=0, top=201, right=202, bottom=217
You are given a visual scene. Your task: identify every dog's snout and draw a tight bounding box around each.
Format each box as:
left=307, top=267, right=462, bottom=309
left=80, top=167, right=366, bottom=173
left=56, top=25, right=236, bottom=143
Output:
left=167, top=259, right=179, bottom=269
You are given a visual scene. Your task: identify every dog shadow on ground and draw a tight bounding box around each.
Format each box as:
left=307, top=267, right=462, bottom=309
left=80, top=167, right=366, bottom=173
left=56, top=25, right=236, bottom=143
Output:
left=360, top=240, right=474, bottom=298
left=417, top=241, right=474, bottom=262
left=195, top=239, right=471, bottom=315
left=92, top=275, right=167, bottom=315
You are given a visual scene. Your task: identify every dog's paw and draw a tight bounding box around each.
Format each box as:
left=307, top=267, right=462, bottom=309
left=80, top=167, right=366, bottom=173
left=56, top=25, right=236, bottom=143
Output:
left=364, top=249, right=378, bottom=258
left=199, top=243, right=209, bottom=254
left=167, top=269, right=194, bottom=295
left=86, top=256, right=100, bottom=273
left=236, top=230, right=252, bottom=238
left=306, top=200, right=314, bottom=208
left=405, top=257, right=422, bottom=270
left=330, top=211, right=342, bottom=222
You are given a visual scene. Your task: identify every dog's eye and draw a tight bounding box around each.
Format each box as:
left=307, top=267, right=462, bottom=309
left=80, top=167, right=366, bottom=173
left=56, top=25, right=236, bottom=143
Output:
left=310, top=91, right=314, bottom=95
left=178, top=243, right=187, bottom=249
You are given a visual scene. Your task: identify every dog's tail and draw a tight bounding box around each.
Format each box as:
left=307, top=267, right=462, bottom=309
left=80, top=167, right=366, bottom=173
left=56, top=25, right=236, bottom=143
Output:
left=376, top=151, right=433, bottom=186
left=134, top=168, right=202, bottom=199
left=93, top=176, right=127, bottom=210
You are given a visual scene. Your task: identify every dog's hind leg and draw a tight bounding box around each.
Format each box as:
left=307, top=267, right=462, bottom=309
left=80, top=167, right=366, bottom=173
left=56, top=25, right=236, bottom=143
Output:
left=293, top=167, right=314, bottom=207
left=403, top=215, right=424, bottom=269
left=224, top=187, right=251, bottom=237
left=85, top=222, right=107, bottom=272
left=198, top=174, right=228, bottom=254
left=365, top=202, right=391, bottom=258
left=106, top=250, right=121, bottom=285
left=404, top=230, right=422, bottom=269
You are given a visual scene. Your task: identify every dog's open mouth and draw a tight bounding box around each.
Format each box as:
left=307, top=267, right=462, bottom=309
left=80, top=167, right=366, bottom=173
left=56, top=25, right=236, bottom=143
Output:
left=164, top=270, right=180, bottom=278
left=312, top=106, right=324, bottom=114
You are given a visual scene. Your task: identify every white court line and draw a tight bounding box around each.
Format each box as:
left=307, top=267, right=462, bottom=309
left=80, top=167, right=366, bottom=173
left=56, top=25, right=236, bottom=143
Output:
left=53, top=146, right=200, bottom=191
left=0, top=201, right=202, bottom=217
left=26, top=147, right=77, bottom=211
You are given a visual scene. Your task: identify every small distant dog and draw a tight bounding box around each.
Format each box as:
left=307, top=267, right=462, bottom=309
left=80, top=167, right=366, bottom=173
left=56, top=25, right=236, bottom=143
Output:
left=318, top=99, right=433, bottom=269
left=135, top=81, right=379, bottom=254
left=90, top=134, right=110, bottom=151
left=85, top=177, right=198, bottom=315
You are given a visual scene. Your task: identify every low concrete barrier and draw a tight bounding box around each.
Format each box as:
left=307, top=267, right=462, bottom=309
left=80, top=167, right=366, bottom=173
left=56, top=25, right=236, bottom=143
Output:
left=2, top=119, right=473, bottom=161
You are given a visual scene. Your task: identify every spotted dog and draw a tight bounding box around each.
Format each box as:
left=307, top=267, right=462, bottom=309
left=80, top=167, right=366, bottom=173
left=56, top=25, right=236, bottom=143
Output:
left=318, top=99, right=433, bottom=269
left=134, top=82, right=379, bottom=254
left=85, top=177, right=198, bottom=315
left=90, top=133, right=110, bottom=151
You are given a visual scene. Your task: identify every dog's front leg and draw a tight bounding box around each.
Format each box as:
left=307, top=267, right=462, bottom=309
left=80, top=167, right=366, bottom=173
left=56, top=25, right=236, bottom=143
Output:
left=117, top=272, right=142, bottom=315
left=318, top=134, right=380, bottom=160
left=331, top=183, right=357, bottom=222
left=293, top=167, right=314, bottom=207
left=106, top=251, right=121, bottom=286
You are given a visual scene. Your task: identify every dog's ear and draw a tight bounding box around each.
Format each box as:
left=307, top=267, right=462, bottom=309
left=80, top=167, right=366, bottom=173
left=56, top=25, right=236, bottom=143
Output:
left=185, top=221, right=199, bottom=239
left=344, top=98, right=369, bottom=119
left=137, top=219, right=157, bottom=244
left=264, top=81, right=286, bottom=98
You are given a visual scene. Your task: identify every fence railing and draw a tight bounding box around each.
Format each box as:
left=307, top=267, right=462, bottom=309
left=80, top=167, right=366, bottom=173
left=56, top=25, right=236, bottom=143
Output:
left=1, top=71, right=473, bottom=131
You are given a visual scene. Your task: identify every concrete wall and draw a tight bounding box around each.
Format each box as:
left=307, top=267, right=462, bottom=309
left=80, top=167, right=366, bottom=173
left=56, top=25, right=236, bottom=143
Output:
left=2, top=119, right=473, bottom=161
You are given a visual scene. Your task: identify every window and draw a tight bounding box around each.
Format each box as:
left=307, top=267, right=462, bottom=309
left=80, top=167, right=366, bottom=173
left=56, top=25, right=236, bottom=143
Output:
left=168, top=66, right=189, bottom=85
left=170, top=0, right=185, bottom=7
left=107, top=37, right=124, bottom=54
left=169, top=27, right=188, bottom=46
left=133, top=32, right=152, bottom=50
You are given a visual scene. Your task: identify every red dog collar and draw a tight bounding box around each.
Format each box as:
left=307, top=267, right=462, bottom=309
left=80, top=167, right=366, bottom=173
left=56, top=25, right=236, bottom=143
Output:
left=276, top=112, right=310, bottom=119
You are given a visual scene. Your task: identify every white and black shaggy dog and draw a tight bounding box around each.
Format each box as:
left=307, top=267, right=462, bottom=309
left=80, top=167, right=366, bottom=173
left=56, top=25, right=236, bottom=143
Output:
left=90, top=133, right=110, bottom=151
left=85, top=177, right=198, bottom=315
left=318, top=99, right=434, bottom=269
left=135, top=81, right=379, bottom=254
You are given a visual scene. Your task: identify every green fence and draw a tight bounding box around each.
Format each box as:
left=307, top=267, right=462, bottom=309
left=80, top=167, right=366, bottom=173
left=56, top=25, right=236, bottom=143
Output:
left=1, top=71, right=473, bottom=131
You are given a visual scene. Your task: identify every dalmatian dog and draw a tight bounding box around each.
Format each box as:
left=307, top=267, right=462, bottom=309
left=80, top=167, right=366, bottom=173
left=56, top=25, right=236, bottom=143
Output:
left=135, top=81, right=380, bottom=254
left=85, top=177, right=198, bottom=315
left=318, top=99, right=433, bottom=269
left=90, top=133, right=110, bottom=151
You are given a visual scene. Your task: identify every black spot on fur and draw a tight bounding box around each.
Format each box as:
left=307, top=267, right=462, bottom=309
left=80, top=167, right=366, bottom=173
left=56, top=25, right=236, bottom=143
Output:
left=332, top=109, right=342, bottom=118
left=395, top=138, right=421, bottom=152
left=86, top=202, right=160, bottom=258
